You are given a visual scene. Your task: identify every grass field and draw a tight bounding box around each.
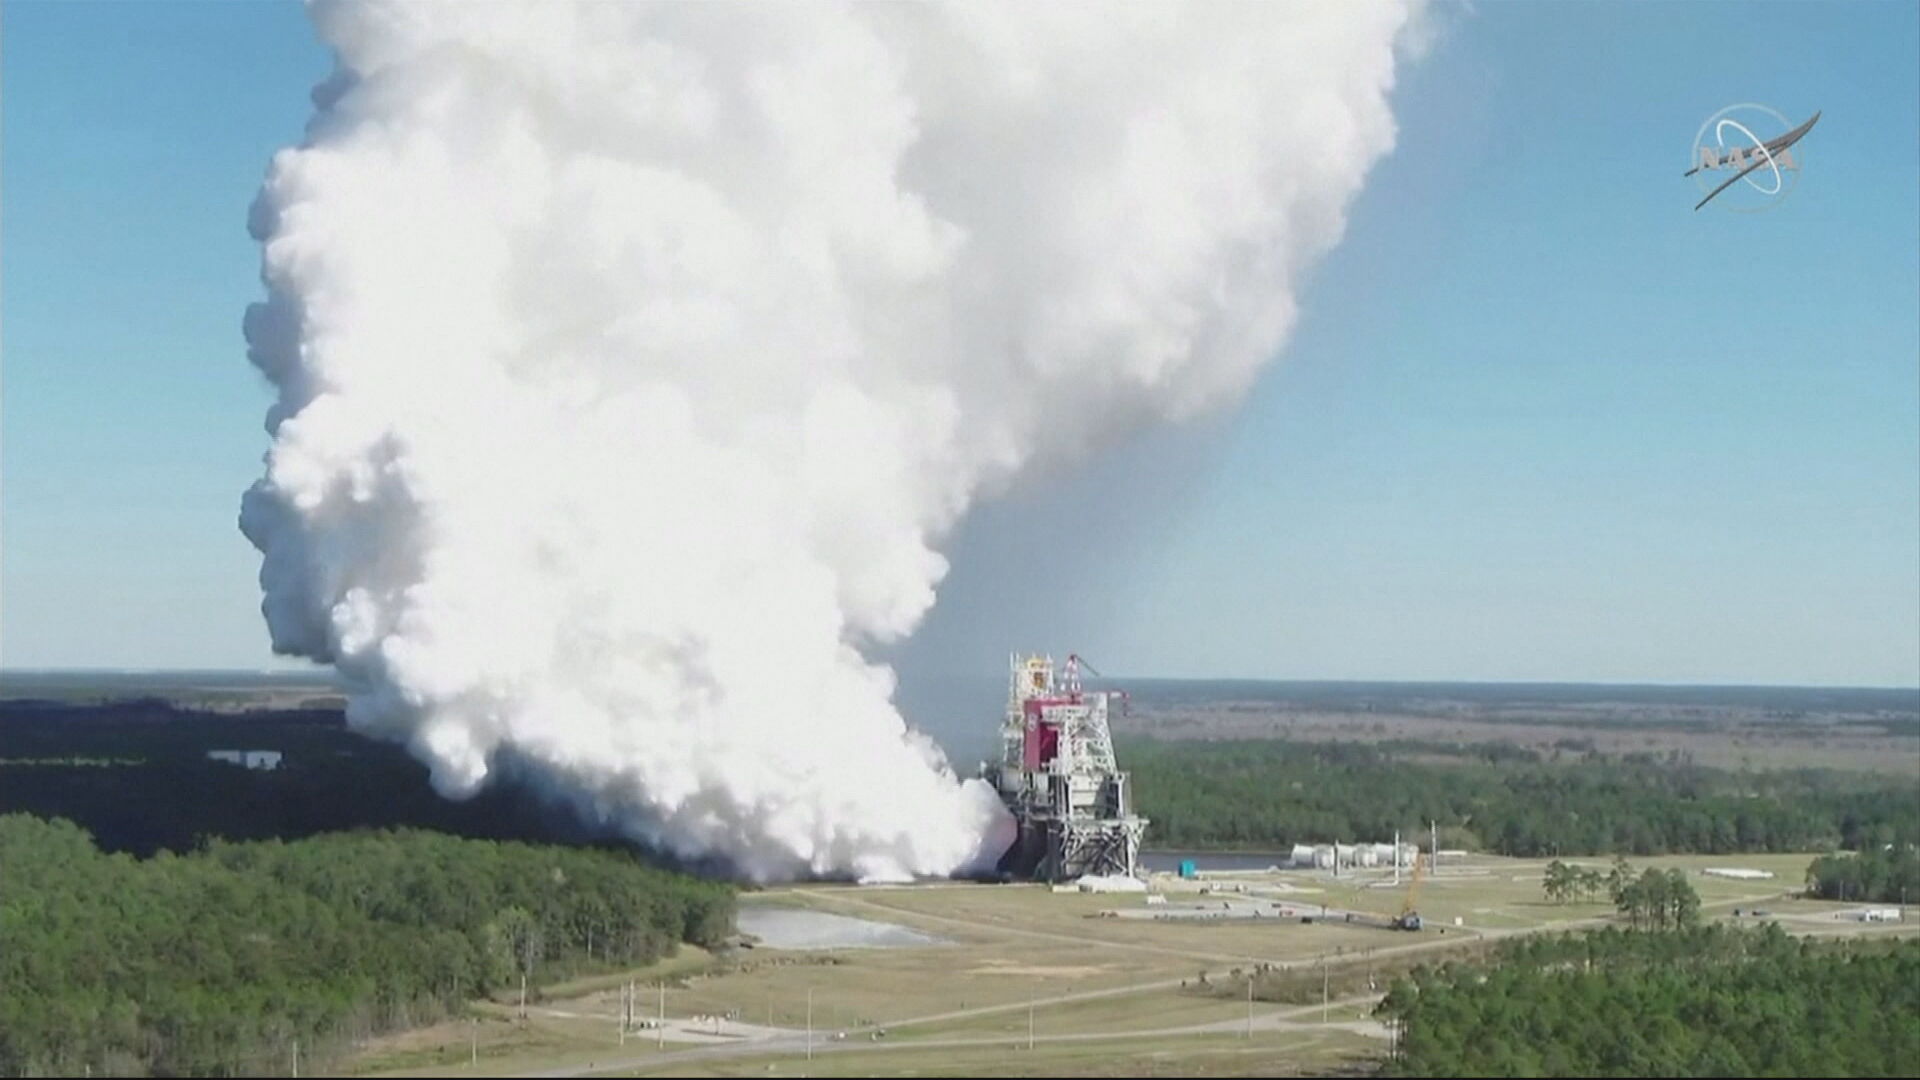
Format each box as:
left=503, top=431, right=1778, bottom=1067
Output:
left=890, top=986, right=1252, bottom=1042
left=605, top=1029, right=1382, bottom=1078
left=339, top=850, right=1912, bottom=1078
left=348, top=1011, right=670, bottom=1078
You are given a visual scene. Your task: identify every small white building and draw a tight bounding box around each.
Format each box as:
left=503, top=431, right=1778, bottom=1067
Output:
left=207, top=749, right=283, bottom=771
left=1075, top=874, right=1147, bottom=894
left=1701, top=867, right=1774, bottom=881
left=1862, top=908, right=1902, bottom=923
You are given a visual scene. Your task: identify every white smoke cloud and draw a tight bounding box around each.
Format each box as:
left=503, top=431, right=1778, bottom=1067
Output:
left=241, top=0, right=1421, bottom=881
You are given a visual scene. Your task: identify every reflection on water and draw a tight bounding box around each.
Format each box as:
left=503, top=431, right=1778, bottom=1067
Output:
left=736, top=905, right=948, bottom=949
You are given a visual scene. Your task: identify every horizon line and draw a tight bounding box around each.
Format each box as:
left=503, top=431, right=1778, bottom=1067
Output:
left=3, top=666, right=1916, bottom=694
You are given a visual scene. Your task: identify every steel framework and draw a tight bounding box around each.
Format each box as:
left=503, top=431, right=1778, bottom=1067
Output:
left=981, top=653, right=1147, bottom=882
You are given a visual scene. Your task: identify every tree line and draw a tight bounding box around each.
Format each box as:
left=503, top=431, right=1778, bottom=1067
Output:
left=1376, top=924, right=1920, bottom=1077
left=1805, top=845, right=1920, bottom=904
left=1542, top=858, right=1703, bottom=930
left=0, top=702, right=604, bottom=857
left=0, top=815, right=734, bottom=1077
left=1123, top=738, right=1917, bottom=856
left=1540, top=858, right=1607, bottom=904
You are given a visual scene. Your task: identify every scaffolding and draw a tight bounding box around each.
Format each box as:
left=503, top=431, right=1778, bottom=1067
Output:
left=981, top=653, right=1148, bottom=882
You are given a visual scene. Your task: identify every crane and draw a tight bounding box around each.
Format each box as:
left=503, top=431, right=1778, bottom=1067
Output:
left=1062, top=655, right=1129, bottom=714
left=1394, top=852, right=1425, bottom=931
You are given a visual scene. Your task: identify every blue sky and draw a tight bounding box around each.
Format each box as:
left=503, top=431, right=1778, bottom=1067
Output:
left=4, top=2, right=1916, bottom=686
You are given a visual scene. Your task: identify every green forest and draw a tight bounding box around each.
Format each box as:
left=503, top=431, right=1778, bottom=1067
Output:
left=0, top=702, right=589, bottom=857
left=1124, top=739, right=1918, bottom=856
left=1806, top=845, right=1920, bottom=904
left=0, top=815, right=734, bottom=1077
left=1375, top=925, right=1920, bottom=1077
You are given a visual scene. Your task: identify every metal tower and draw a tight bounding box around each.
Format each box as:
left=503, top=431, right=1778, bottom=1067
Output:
left=981, top=653, right=1147, bottom=881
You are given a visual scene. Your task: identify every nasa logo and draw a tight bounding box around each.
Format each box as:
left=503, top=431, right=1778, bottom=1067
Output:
left=1687, top=103, right=1820, bottom=212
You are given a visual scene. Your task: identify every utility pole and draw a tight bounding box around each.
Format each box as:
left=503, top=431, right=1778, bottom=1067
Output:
left=1028, top=991, right=1035, bottom=1051
left=519, top=973, right=528, bottom=1020
left=1321, top=955, right=1329, bottom=1024
left=291, top=1038, right=299, bottom=1078
left=1431, top=820, right=1439, bottom=875
left=658, top=982, right=665, bottom=1050
left=471, top=1019, right=478, bottom=1066
left=619, top=981, right=627, bottom=1047
left=1245, top=973, right=1253, bottom=1038
left=806, top=988, right=814, bottom=1062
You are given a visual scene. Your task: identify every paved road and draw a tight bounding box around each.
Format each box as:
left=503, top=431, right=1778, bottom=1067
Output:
left=527, top=880, right=1808, bottom=1078
left=799, top=886, right=1284, bottom=967
left=527, top=884, right=1475, bottom=1080
left=527, top=994, right=1391, bottom=1078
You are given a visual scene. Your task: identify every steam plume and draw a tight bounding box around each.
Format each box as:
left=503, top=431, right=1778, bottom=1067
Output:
left=242, top=1, right=1421, bottom=881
